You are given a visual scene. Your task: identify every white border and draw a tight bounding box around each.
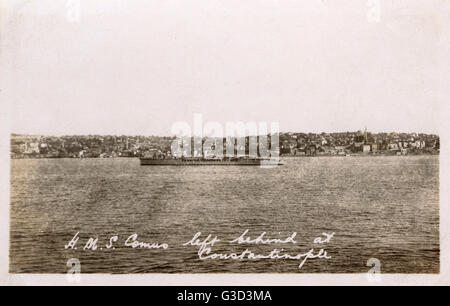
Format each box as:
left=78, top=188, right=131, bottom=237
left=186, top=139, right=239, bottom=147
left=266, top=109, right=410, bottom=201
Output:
left=1, top=1, right=449, bottom=286
left=1, top=274, right=449, bottom=286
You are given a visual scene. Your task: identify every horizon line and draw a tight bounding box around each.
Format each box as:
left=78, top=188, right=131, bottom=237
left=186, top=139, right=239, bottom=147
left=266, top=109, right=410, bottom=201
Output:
left=10, top=130, right=440, bottom=137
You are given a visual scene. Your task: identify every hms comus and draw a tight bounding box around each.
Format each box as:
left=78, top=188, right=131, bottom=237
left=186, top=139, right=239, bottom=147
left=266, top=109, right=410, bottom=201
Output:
left=140, top=157, right=283, bottom=166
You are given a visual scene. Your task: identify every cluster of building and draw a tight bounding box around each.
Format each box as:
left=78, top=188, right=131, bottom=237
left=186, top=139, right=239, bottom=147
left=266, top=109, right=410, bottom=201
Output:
left=10, top=130, right=439, bottom=159
left=279, top=129, right=439, bottom=156
left=10, top=135, right=173, bottom=159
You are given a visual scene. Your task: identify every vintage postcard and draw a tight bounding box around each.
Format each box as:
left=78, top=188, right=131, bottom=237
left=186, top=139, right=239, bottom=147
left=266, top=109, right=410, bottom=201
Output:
left=1, top=0, right=449, bottom=286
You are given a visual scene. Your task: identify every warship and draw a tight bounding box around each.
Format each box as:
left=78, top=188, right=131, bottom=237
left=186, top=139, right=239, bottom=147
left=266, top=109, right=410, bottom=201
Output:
left=140, top=156, right=282, bottom=166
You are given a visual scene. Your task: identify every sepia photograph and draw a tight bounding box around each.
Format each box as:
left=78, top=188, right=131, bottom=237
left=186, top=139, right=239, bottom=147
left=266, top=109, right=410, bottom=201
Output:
left=1, top=0, right=449, bottom=288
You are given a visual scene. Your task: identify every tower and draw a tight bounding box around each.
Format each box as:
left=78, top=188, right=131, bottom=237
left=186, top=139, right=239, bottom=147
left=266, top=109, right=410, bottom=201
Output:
left=364, top=127, right=368, bottom=144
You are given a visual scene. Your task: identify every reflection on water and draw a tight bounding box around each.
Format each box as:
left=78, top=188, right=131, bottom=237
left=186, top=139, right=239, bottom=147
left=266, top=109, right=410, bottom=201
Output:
left=10, top=156, right=439, bottom=273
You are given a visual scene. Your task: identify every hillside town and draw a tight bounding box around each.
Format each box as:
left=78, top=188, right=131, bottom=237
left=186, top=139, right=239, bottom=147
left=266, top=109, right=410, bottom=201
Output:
left=10, top=130, right=439, bottom=159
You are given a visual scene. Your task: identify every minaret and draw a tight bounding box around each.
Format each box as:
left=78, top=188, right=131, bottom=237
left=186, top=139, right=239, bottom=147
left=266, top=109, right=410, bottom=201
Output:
left=364, top=127, right=368, bottom=144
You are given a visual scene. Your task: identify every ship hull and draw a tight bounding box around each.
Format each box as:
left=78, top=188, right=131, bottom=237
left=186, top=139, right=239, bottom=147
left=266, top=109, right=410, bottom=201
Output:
left=140, top=158, right=282, bottom=166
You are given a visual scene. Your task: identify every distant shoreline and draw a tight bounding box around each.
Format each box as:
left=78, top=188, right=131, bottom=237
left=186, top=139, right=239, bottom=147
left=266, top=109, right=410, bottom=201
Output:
left=10, top=132, right=440, bottom=161
left=10, top=152, right=439, bottom=160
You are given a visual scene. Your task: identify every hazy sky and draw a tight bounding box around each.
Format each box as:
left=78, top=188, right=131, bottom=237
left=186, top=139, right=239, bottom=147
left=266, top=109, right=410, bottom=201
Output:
left=1, top=0, right=444, bottom=135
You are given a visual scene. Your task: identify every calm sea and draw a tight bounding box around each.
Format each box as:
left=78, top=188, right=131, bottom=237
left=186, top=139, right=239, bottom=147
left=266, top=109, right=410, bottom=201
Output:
left=10, top=156, right=439, bottom=273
